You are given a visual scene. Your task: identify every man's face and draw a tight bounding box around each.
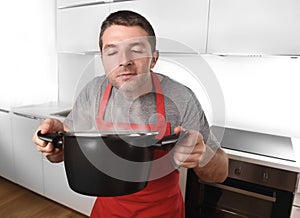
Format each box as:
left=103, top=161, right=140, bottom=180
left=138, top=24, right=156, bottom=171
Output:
left=101, top=25, right=157, bottom=94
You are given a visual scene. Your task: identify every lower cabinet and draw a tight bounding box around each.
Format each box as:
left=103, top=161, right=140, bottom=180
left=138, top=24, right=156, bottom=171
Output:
left=43, top=158, right=95, bottom=216
left=10, top=113, right=94, bottom=215
left=291, top=206, right=300, bottom=218
left=11, top=113, right=44, bottom=195
left=0, top=110, right=15, bottom=182
left=291, top=176, right=300, bottom=217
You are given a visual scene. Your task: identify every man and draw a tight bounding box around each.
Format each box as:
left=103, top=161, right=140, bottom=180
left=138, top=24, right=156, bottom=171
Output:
left=33, top=10, right=228, bottom=217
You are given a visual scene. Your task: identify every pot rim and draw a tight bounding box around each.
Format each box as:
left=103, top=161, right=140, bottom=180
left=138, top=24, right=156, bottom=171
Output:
left=61, top=130, right=159, bottom=138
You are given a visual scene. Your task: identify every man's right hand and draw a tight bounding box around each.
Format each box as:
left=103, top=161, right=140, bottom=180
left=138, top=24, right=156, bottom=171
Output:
left=32, top=118, right=65, bottom=163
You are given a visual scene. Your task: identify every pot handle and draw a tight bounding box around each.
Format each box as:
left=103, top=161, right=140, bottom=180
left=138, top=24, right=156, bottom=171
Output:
left=153, top=131, right=188, bottom=150
left=37, top=130, right=63, bottom=149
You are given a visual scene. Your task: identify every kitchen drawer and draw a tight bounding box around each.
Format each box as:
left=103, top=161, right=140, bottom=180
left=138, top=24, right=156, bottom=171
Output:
left=57, top=4, right=109, bottom=52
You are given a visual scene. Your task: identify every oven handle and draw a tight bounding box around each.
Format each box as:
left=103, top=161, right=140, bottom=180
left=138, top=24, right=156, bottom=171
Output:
left=209, top=183, right=276, bottom=203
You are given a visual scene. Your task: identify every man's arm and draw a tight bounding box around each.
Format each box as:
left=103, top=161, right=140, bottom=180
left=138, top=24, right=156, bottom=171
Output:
left=193, top=148, right=228, bottom=183
left=173, top=127, right=228, bottom=183
left=32, top=118, right=67, bottom=163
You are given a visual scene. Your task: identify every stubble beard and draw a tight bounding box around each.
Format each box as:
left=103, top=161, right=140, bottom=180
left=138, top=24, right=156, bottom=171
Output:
left=118, top=72, right=152, bottom=98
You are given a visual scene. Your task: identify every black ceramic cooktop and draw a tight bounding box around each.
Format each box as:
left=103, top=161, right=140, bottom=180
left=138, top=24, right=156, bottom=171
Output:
left=211, top=126, right=296, bottom=162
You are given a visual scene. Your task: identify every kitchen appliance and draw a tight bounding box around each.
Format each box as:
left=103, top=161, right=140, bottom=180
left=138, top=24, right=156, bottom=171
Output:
left=211, top=126, right=296, bottom=162
left=38, top=130, right=182, bottom=197
left=185, top=126, right=298, bottom=218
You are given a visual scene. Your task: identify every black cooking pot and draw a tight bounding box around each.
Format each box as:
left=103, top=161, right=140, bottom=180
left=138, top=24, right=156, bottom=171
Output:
left=37, top=130, right=181, bottom=197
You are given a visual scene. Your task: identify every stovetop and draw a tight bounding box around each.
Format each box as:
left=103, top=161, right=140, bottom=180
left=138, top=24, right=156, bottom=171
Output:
left=211, top=126, right=296, bottom=162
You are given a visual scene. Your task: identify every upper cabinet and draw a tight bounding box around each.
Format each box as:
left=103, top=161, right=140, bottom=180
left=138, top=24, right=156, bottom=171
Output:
left=57, top=0, right=209, bottom=54
left=207, top=0, right=300, bottom=55
left=57, top=0, right=300, bottom=55
left=57, top=3, right=110, bottom=52
left=110, top=0, right=209, bottom=54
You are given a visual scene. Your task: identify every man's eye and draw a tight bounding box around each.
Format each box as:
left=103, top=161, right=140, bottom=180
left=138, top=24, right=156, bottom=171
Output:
left=131, top=46, right=145, bottom=54
left=131, top=49, right=143, bottom=53
left=104, top=49, right=118, bottom=56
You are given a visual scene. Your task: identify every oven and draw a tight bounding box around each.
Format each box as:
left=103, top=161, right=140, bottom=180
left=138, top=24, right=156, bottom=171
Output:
left=185, top=159, right=298, bottom=218
left=185, top=126, right=299, bottom=218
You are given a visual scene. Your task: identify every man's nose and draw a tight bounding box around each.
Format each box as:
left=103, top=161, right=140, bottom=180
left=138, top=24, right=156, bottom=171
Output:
left=119, top=50, right=133, bottom=67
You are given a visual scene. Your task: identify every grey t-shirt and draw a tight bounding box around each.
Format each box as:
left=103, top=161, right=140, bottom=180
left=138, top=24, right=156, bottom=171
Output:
left=64, top=73, right=220, bottom=151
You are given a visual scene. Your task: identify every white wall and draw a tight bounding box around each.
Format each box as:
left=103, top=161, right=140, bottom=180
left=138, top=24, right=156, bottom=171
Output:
left=0, top=1, right=57, bottom=109
left=58, top=53, right=300, bottom=138
left=153, top=55, right=220, bottom=127
left=154, top=54, right=300, bottom=138
left=57, top=53, right=105, bottom=104
left=203, top=55, right=300, bottom=137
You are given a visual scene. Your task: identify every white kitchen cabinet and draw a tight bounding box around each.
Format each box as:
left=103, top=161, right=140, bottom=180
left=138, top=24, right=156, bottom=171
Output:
left=57, top=0, right=209, bottom=53
left=291, top=175, right=300, bottom=217
left=11, top=113, right=44, bottom=195
left=0, top=110, right=15, bottom=182
left=291, top=206, right=300, bottom=218
left=207, top=0, right=300, bottom=55
left=43, top=158, right=95, bottom=216
left=57, top=3, right=110, bottom=52
left=110, top=0, right=209, bottom=54
left=294, top=192, right=300, bottom=206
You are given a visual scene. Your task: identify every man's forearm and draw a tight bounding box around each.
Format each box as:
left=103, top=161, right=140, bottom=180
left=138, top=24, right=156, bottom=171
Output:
left=193, top=148, right=228, bottom=183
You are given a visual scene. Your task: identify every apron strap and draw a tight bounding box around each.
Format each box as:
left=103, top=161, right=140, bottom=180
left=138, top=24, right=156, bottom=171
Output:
left=96, top=71, right=170, bottom=138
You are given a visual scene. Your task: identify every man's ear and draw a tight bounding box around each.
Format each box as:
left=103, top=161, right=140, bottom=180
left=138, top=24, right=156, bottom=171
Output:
left=150, top=50, right=159, bottom=69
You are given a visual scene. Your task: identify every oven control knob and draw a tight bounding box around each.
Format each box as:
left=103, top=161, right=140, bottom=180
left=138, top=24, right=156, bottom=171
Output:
left=234, top=167, right=241, bottom=175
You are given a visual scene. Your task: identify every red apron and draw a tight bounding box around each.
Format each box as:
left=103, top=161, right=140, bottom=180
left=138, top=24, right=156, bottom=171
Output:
left=90, top=72, right=184, bottom=218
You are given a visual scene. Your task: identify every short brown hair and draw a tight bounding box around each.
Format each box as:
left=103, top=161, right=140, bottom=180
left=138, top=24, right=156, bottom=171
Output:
left=99, top=10, right=156, bottom=52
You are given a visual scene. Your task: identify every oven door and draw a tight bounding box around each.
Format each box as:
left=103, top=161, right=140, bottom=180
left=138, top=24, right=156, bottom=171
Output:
left=185, top=172, right=294, bottom=218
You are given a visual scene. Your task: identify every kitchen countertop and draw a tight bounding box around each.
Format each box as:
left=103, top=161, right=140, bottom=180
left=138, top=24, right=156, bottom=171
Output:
left=11, top=102, right=300, bottom=174
left=11, top=101, right=72, bottom=121
left=0, top=108, right=10, bottom=113
left=224, top=138, right=300, bottom=173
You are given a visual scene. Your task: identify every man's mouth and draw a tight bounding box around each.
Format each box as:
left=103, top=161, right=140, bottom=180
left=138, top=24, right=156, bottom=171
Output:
left=117, top=72, right=137, bottom=78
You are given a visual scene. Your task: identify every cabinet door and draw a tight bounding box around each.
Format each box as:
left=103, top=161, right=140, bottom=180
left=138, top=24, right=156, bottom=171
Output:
left=11, top=114, right=44, bottom=195
left=110, top=0, right=209, bottom=54
left=207, top=0, right=300, bottom=55
left=43, top=158, right=95, bottom=216
left=0, top=111, right=15, bottom=182
left=57, top=3, right=110, bottom=52
left=291, top=206, right=300, bottom=218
